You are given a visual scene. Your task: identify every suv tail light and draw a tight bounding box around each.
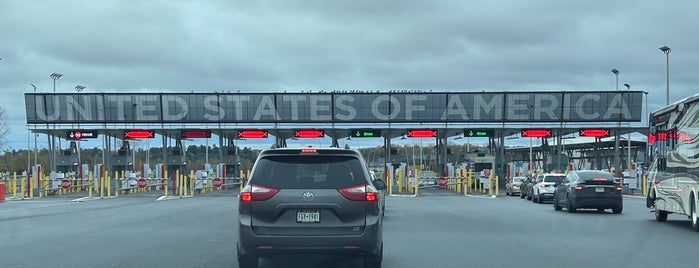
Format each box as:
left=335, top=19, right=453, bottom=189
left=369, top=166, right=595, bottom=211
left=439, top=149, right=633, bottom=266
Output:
left=338, top=184, right=378, bottom=201
left=574, top=185, right=583, bottom=191
left=240, top=184, right=279, bottom=202
left=615, top=185, right=623, bottom=191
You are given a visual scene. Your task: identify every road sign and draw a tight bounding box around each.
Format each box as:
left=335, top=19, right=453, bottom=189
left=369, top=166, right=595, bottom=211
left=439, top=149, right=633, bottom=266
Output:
left=407, top=129, right=437, bottom=138
left=437, top=177, right=447, bottom=187
left=464, top=129, right=494, bottom=137
left=212, top=177, right=223, bottom=188
left=521, top=129, right=552, bottom=138
left=294, top=129, right=324, bottom=138
left=67, top=130, right=98, bottom=140
left=124, top=130, right=155, bottom=139
left=238, top=129, right=269, bottom=138
left=181, top=130, right=211, bottom=139
left=60, top=179, right=71, bottom=190
left=137, top=178, right=147, bottom=189
left=350, top=129, right=381, bottom=138
left=579, top=128, right=610, bottom=137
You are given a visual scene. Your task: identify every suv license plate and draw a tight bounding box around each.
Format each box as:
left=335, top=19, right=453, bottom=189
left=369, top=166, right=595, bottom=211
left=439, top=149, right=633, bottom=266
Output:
left=297, top=210, right=320, bottom=223
left=595, top=187, right=604, bottom=193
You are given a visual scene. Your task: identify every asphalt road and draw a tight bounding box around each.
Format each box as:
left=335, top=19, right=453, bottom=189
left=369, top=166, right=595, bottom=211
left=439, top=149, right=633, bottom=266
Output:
left=1, top=188, right=698, bottom=268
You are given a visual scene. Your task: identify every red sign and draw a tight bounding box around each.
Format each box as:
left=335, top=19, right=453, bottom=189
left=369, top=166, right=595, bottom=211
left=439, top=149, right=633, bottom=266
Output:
left=124, top=130, right=155, bottom=139
left=181, top=130, right=211, bottom=139
left=294, top=129, right=324, bottom=138
left=212, top=178, right=223, bottom=188
left=437, top=177, right=448, bottom=187
left=137, top=178, right=147, bottom=189
left=238, top=129, right=269, bottom=138
left=60, top=179, right=71, bottom=189
left=579, top=129, right=610, bottom=137
left=657, top=131, right=667, bottom=141
left=521, top=129, right=552, bottom=138
left=648, top=133, right=656, bottom=144
left=407, top=129, right=437, bottom=138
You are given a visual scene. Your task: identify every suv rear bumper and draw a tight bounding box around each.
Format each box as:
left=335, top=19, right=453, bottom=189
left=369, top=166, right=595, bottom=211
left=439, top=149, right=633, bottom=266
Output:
left=238, top=219, right=382, bottom=257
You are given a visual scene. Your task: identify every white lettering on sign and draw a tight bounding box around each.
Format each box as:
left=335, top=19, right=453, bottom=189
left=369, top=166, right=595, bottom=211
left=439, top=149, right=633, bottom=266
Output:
left=575, top=94, right=600, bottom=120
left=66, top=95, right=91, bottom=121
left=25, top=92, right=643, bottom=123
left=441, top=95, right=469, bottom=120
left=162, top=95, right=188, bottom=120
left=135, top=95, right=159, bottom=121
left=334, top=95, right=356, bottom=120
left=405, top=95, right=426, bottom=120
left=372, top=95, right=400, bottom=120
left=283, top=95, right=306, bottom=120
left=310, top=95, right=332, bottom=121
left=507, top=94, right=530, bottom=120
left=254, top=96, right=279, bottom=120
left=204, top=96, right=224, bottom=120
left=474, top=95, right=502, bottom=120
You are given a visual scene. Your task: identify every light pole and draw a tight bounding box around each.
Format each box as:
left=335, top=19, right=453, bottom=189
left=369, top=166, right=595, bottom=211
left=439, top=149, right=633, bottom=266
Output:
left=50, top=73, right=62, bottom=92
left=75, top=85, right=85, bottom=175
left=624, top=83, right=632, bottom=170
left=659, top=46, right=671, bottom=106
left=611, top=68, right=620, bottom=176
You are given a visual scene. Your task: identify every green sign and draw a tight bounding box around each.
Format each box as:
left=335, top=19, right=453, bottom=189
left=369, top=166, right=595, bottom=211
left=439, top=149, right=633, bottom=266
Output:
left=350, top=129, right=381, bottom=138
left=464, top=129, right=494, bottom=137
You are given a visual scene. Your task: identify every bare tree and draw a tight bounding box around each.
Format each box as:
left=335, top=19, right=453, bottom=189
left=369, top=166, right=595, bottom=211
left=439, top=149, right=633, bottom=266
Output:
left=0, top=107, right=9, bottom=149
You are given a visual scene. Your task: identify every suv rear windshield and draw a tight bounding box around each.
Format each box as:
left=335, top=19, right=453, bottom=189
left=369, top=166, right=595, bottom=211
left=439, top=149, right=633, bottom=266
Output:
left=250, top=155, right=367, bottom=189
left=577, top=172, right=614, bottom=181
left=543, top=175, right=565, bottom=183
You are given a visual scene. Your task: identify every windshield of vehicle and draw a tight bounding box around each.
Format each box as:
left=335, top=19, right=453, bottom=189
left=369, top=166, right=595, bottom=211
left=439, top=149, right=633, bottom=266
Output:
left=543, top=175, right=565, bottom=183
left=513, top=177, right=526, bottom=183
left=250, top=155, right=366, bottom=189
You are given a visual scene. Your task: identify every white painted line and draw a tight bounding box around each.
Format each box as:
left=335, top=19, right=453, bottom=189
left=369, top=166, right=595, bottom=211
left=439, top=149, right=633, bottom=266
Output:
left=466, top=195, right=498, bottom=199
left=70, top=197, right=91, bottom=202
left=389, top=194, right=418, bottom=198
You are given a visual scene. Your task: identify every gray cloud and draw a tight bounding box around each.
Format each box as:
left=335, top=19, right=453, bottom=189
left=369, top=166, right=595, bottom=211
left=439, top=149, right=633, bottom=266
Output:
left=1, top=0, right=697, bottom=149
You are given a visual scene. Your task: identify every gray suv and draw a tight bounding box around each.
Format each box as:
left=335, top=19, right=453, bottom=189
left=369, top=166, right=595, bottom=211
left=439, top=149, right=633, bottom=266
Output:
left=237, top=148, right=387, bottom=268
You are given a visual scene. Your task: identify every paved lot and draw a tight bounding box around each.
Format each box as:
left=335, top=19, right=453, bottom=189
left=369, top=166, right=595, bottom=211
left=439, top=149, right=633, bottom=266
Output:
left=1, top=188, right=698, bottom=268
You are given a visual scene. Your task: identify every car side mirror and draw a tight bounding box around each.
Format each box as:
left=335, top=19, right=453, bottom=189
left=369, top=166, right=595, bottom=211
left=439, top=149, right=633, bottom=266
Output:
left=372, top=179, right=387, bottom=190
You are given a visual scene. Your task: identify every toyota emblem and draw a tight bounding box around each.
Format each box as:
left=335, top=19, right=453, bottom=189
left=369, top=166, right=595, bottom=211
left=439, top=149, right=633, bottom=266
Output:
left=301, top=192, right=315, bottom=201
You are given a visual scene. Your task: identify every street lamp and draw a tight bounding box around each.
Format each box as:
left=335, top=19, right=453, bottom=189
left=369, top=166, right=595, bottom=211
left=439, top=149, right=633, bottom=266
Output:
left=50, top=73, right=63, bottom=92
left=75, top=85, right=85, bottom=92
left=659, top=46, right=671, bottom=105
left=624, top=83, right=631, bottom=169
left=611, top=68, right=620, bottom=176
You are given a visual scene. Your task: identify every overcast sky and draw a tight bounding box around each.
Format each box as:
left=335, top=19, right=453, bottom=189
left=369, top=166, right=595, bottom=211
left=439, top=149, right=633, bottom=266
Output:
left=1, top=0, right=697, bottom=150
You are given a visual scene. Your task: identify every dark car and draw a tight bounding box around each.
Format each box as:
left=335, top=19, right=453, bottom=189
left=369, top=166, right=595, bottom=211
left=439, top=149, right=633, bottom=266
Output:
left=553, top=170, right=623, bottom=213
left=237, top=148, right=387, bottom=268
left=519, top=174, right=541, bottom=200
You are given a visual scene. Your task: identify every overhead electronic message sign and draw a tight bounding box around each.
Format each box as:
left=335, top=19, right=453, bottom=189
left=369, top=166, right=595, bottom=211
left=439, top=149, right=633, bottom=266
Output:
left=181, top=130, right=212, bottom=139
left=407, top=129, right=437, bottom=138
left=295, top=129, right=324, bottom=138
left=24, top=91, right=644, bottom=124
left=237, top=129, right=269, bottom=139
left=66, top=130, right=98, bottom=140
left=579, top=128, right=610, bottom=137
left=124, top=130, right=155, bottom=139
left=521, top=129, right=552, bottom=138
left=464, top=129, right=494, bottom=137
left=350, top=129, right=381, bottom=138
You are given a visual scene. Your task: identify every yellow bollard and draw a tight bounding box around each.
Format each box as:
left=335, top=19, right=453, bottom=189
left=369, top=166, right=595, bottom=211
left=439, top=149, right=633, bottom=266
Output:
left=107, top=174, right=112, bottom=198
left=495, top=176, right=499, bottom=196
left=414, top=168, right=419, bottom=196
